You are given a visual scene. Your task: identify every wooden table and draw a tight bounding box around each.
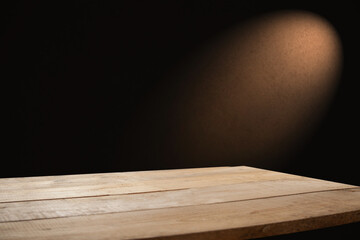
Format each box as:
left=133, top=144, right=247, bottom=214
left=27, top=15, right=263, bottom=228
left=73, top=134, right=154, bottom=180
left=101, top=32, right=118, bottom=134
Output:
left=0, top=166, right=359, bottom=239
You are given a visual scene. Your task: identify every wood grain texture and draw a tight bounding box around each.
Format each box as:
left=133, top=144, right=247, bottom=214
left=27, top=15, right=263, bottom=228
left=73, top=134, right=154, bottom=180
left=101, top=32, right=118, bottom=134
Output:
left=0, top=166, right=309, bottom=202
left=0, top=166, right=359, bottom=240
left=0, top=178, right=354, bottom=223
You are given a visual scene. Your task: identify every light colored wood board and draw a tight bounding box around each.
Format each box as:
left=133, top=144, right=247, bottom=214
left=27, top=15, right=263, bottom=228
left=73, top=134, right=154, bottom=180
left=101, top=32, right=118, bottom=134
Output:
left=0, top=188, right=359, bottom=240
left=0, top=166, right=328, bottom=203
left=0, top=166, right=231, bottom=185
left=148, top=212, right=360, bottom=240
left=0, top=179, right=355, bottom=223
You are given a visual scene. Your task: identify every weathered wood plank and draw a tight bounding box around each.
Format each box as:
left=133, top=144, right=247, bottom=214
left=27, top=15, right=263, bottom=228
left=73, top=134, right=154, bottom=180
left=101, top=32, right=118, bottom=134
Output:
left=1, top=188, right=359, bottom=240
left=0, top=166, right=323, bottom=203
left=0, top=166, right=230, bottom=185
left=0, top=178, right=354, bottom=223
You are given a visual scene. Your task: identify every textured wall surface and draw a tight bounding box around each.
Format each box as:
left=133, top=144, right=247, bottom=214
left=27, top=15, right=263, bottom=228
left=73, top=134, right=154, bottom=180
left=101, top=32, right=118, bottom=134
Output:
left=3, top=1, right=358, bottom=185
left=125, top=11, right=342, bottom=169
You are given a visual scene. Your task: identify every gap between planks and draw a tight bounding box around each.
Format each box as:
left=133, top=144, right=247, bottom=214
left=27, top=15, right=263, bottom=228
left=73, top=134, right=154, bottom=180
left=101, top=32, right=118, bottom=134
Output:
left=0, top=166, right=355, bottom=203
left=1, top=187, right=358, bottom=224
left=0, top=178, right=357, bottom=223
left=0, top=188, right=359, bottom=240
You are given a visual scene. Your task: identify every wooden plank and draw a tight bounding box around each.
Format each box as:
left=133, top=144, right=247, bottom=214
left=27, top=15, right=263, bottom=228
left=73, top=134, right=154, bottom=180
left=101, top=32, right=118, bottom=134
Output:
left=1, top=188, right=359, bottom=240
left=0, top=178, right=355, bottom=223
left=0, top=166, right=326, bottom=203
left=0, top=166, right=230, bottom=185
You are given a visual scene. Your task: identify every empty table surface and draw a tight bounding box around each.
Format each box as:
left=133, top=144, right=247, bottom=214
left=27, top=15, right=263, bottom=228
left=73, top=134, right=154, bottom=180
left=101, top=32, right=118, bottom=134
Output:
left=0, top=166, right=359, bottom=240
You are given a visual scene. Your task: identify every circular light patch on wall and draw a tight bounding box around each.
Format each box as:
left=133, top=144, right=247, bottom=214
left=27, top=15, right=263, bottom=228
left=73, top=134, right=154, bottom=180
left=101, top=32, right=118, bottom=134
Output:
left=126, top=10, right=343, bottom=169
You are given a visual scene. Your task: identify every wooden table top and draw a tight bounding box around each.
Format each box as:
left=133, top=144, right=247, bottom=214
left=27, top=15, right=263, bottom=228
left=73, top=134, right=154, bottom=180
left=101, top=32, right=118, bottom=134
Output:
left=0, top=166, right=359, bottom=240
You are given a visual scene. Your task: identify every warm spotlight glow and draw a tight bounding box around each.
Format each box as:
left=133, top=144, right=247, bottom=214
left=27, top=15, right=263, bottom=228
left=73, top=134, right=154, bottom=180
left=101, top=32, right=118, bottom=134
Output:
left=126, top=10, right=342, bottom=169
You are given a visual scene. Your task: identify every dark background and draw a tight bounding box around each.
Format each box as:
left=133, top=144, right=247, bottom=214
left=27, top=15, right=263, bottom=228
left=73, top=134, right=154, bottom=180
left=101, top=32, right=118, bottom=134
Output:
left=3, top=0, right=359, bottom=182
left=3, top=0, right=359, bottom=181
left=2, top=0, right=359, bottom=238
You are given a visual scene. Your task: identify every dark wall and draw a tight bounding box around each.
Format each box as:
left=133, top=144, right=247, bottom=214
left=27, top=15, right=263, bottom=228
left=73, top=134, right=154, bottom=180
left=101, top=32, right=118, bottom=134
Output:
left=2, top=1, right=359, bottom=238
left=3, top=0, right=359, bottom=186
